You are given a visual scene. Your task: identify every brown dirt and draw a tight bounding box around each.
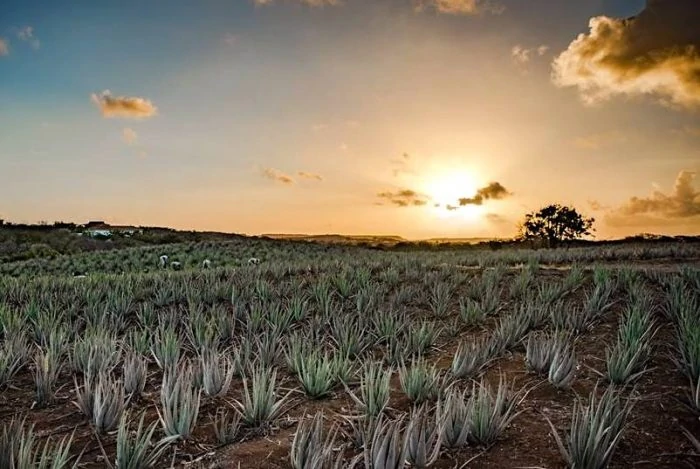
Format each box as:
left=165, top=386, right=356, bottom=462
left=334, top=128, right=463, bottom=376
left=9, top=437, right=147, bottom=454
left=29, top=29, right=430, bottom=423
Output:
left=1, top=266, right=699, bottom=469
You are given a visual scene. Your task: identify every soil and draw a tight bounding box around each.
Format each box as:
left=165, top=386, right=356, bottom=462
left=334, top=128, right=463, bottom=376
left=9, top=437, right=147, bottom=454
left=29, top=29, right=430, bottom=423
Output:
left=1, top=261, right=699, bottom=469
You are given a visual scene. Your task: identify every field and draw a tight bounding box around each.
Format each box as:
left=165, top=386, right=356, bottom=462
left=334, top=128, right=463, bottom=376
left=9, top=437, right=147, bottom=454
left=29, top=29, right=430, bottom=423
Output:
left=1, top=238, right=699, bottom=468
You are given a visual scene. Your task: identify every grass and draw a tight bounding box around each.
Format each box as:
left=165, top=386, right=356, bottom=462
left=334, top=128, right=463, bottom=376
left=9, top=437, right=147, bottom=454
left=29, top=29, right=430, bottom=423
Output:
left=347, top=362, right=392, bottom=418
left=115, top=412, right=175, bottom=469
left=232, top=363, right=291, bottom=427
left=158, top=363, right=201, bottom=440
left=545, top=385, right=635, bottom=469
left=0, top=238, right=697, bottom=468
left=290, top=411, right=338, bottom=469
left=398, top=357, right=442, bottom=405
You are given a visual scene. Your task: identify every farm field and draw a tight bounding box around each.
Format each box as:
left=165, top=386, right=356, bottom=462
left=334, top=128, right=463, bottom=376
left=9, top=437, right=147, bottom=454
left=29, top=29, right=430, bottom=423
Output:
left=1, top=239, right=700, bottom=468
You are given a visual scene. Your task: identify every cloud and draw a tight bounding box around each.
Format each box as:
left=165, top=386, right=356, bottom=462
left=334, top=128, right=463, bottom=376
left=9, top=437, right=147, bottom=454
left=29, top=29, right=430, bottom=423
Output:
left=17, top=26, right=40, bottom=49
left=573, top=130, right=627, bottom=149
left=298, top=171, right=323, bottom=181
left=485, top=213, right=509, bottom=224
left=0, top=39, right=9, bottom=56
left=414, top=0, right=505, bottom=16
left=223, top=33, right=238, bottom=46
left=588, top=199, right=611, bottom=211
left=612, top=170, right=700, bottom=220
left=262, top=167, right=295, bottom=184
left=672, top=126, right=700, bottom=138
left=253, top=0, right=342, bottom=6
left=91, top=90, right=158, bottom=119
left=390, top=152, right=415, bottom=177
left=458, top=182, right=511, bottom=206
left=377, top=189, right=429, bottom=207
left=552, top=0, right=700, bottom=110
left=122, top=128, right=138, bottom=145
left=511, top=44, right=549, bottom=65
left=511, top=44, right=549, bottom=73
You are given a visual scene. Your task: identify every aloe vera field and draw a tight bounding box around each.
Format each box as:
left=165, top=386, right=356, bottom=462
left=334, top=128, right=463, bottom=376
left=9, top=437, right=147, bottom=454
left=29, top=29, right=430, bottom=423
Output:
left=1, top=238, right=699, bottom=469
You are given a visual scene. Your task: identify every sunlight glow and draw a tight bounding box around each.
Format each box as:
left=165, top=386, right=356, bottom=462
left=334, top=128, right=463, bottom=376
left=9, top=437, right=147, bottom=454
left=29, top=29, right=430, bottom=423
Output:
left=423, top=170, right=483, bottom=221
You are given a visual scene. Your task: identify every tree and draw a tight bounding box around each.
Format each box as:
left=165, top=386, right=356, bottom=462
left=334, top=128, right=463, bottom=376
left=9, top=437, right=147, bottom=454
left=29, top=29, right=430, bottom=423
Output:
left=519, top=204, right=594, bottom=247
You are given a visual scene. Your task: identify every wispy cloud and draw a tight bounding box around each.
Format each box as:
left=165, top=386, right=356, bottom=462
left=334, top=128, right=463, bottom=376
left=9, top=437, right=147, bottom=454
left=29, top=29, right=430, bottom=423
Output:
left=222, top=33, right=238, bottom=46
left=485, top=213, right=510, bottom=225
left=672, top=126, right=700, bottom=138
left=573, top=130, right=627, bottom=150
left=253, top=0, right=342, bottom=7
left=552, top=0, right=700, bottom=110
left=17, top=26, right=40, bottom=49
left=390, top=152, right=415, bottom=177
left=0, top=38, right=8, bottom=56
left=262, top=167, right=295, bottom=184
left=414, top=0, right=505, bottom=16
left=122, top=128, right=138, bottom=145
left=588, top=199, right=611, bottom=211
left=511, top=44, right=548, bottom=73
left=458, top=182, right=511, bottom=206
left=91, top=90, right=158, bottom=119
left=377, top=189, right=429, bottom=207
left=298, top=171, right=323, bottom=181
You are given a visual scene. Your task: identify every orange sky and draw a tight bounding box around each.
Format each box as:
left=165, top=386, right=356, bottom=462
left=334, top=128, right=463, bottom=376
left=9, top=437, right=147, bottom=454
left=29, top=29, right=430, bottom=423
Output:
left=1, top=0, right=698, bottom=239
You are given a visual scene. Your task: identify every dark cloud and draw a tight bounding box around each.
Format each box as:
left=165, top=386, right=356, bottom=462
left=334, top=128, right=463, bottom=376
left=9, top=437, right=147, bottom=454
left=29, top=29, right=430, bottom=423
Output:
left=91, top=90, right=158, bottom=119
left=377, top=189, right=429, bottom=207
left=262, top=168, right=295, bottom=184
left=458, top=182, right=511, bottom=206
left=616, top=170, right=700, bottom=218
left=298, top=171, right=323, bottom=181
left=553, top=0, right=700, bottom=109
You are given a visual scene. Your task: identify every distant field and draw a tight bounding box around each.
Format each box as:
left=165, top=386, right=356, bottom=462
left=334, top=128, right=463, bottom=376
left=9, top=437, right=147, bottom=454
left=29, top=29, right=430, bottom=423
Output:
left=0, top=240, right=699, bottom=468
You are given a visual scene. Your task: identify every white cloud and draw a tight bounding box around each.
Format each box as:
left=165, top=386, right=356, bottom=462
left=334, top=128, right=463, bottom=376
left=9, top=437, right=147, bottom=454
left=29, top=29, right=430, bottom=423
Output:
left=552, top=0, right=700, bottom=110
left=253, top=0, right=342, bottom=6
left=223, top=33, right=237, bottom=46
left=122, top=128, right=138, bottom=145
left=17, top=26, right=40, bottom=49
left=414, top=0, right=505, bottom=16
left=511, top=44, right=549, bottom=73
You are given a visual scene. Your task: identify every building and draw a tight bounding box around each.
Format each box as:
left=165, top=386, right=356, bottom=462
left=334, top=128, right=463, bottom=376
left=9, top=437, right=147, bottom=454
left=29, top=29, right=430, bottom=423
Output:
left=81, top=222, right=142, bottom=238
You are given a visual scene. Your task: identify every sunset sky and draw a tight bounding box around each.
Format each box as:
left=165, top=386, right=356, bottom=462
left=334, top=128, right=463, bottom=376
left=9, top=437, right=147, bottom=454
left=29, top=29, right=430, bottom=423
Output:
left=1, top=0, right=698, bottom=239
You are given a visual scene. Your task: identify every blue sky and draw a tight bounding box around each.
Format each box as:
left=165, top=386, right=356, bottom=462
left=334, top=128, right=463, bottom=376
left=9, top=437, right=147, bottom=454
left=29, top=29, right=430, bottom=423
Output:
left=1, top=0, right=698, bottom=238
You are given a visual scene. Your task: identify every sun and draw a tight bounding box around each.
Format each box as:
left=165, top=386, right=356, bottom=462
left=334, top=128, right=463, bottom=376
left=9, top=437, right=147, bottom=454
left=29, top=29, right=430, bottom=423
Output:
left=422, top=170, right=483, bottom=221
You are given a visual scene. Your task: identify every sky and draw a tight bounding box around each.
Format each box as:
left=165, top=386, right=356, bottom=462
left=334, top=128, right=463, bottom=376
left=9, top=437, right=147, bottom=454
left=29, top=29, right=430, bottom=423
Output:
left=1, top=0, right=699, bottom=239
